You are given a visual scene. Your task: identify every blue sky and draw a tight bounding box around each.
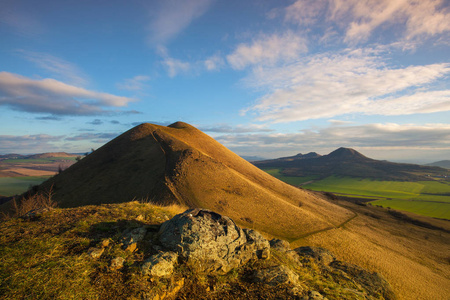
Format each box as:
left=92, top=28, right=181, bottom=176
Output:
left=1, top=0, right=449, bottom=163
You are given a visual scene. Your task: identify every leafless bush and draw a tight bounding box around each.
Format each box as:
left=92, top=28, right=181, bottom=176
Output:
left=12, top=185, right=57, bottom=217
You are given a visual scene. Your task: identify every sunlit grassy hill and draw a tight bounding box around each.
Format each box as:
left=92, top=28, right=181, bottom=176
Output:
left=18, top=122, right=352, bottom=240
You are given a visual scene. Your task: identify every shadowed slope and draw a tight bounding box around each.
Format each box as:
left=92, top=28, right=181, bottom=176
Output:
left=37, top=122, right=353, bottom=239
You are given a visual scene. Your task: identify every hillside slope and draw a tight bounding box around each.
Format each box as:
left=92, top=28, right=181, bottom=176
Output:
left=254, top=147, right=449, bottom=181
left=32, top=122, right=352, bottom=240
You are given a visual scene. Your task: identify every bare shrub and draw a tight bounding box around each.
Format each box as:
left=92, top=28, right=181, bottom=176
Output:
left=13, top=185, right=57, bottom=217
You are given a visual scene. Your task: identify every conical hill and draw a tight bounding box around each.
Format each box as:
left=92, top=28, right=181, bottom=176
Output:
left=39, top=122, right=353, bottom=239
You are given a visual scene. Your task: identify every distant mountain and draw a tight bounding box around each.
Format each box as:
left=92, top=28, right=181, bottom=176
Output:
left=253, top=147, right=449, bottom=181
left=426, top=160, right=450, bottom=169
left=254, top=152, right=321, bottom=166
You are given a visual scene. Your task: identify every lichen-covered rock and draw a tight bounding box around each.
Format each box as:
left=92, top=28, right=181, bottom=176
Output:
left=295, top=246, right=336, bottom=266
left=141, top=251, right=178, bottom=277
left=252, top=265, right=299, bottom=286
left=243, top=228, right=270, bottom=259
left=158, top=209, right=269, bottom=274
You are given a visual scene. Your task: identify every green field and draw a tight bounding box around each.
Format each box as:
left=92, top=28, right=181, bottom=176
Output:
left=263, top=169, right=318, bottom=186
left=370, top=199, right=450, bottom=219
left=263, top=169, right=450, bottom=219
left=0, top=176, right=51, bottom=196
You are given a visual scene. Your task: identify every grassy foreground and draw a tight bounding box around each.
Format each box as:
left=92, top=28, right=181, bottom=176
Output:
left=1, top=200, right=398, bottom=300
left=0, top=201, right=186, bottom=299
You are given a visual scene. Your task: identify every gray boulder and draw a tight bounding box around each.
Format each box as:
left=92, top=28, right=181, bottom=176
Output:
left=158, top=208, right=270, bottom=274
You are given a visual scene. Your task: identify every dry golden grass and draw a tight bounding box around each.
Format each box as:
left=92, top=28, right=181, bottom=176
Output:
left=291, top=200, right=450, bottom=300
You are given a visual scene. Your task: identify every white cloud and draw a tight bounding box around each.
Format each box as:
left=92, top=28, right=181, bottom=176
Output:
left=116, top=75, right=151, bottom=91
left=17, top=50, right=89, bottom=86
left=0, top=72, right=136, bottom=116
left=242, top=49, right=450, bottom=122
left=148, top=0, right=214, bottom=45
left=227, top=31, right=308, bottom=70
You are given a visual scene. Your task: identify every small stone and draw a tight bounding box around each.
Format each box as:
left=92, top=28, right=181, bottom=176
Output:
left=87, top=247, right=104, bottom=259
left=142, top=252, right=178, bottom=277
left=110, top=257, right=125, bottom=270
left=167, top=278, right=185, bottom=298
left=124, top=242, right=137, bottom=252
left=101, top=239, right=110, bottom=248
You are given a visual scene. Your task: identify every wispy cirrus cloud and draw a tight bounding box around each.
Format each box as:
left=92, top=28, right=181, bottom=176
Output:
left=0, top=72, right=137, bottom=116
left=198, top=124, right=274, bottom=133
left=241, top=48, right=450, bottom=123
left=116, top=75, right=151, bottom=91
left=17, top=50, right=89, bottom=86
left=148, top=0, right=214, bottom=45
left=227, top=31, right=308, bottom=70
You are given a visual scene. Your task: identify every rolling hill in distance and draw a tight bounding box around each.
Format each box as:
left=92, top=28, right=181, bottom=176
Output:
left=1, top=122, right=449, bottom=299
left=426, top=160, right=450, bottom=169
left=253, top=147, right=449, bottom=181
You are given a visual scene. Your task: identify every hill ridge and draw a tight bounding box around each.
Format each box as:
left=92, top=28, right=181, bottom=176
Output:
left=26, top=122, right=353, bottom=240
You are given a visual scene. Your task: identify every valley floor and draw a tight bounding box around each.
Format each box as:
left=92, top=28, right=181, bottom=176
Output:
left=291, top=197, right=450, bottom=300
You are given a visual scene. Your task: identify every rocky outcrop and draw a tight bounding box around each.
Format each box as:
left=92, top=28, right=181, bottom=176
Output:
left=158, top=208, right=270, bottom=274
left=96, top=208, right=397, bottom=299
